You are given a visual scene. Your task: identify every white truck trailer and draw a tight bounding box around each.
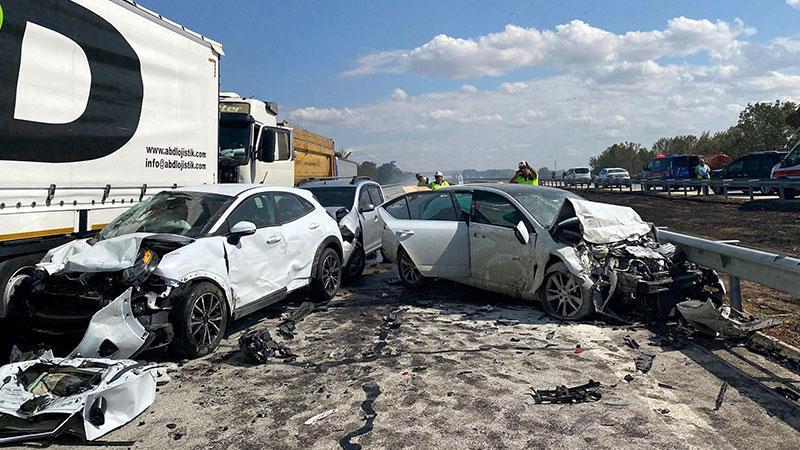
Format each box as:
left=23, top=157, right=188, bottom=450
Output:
left=0, top=0, right=223, bottom=317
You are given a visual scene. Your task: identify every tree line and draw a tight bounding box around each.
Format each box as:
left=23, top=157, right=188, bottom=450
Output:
left=589, top=100, right=800, bottom=175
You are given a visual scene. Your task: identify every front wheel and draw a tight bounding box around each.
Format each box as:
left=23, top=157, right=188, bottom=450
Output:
left=344, top=245, right=366, bottom=281
left=539, top=263, right=594, bottom=320
left=172, top=282, right=229, bottom=358
left=311, top=247, right=342, bottom=301
left=397, top=247, right=426, bottom=288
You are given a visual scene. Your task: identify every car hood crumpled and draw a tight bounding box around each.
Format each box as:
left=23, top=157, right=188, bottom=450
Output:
left=552, top=198, right=653, bottom=245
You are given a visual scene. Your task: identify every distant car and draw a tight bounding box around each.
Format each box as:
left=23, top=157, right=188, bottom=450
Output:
left=299, top=177, right=385, bottom=280
left=563, top=167, right=592, bottom=184
left=378, top=184, right=722, bottom=321
left=642, top=155, right=701, bottom=180
left=595, top=168, right=631, bottom=182
left=713, top=151, right=787, bottom=195
left=771, top=141, right=800, bottom=199
left=11, top=185, right=343, bottom=358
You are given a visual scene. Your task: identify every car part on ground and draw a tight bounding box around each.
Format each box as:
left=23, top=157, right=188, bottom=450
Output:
left=676, top=300, right=782, bottom=338
left=531, top=380, right=602, bottom=404
left=238, top=329, right=296, bottom=363
left=0, top=353, right=157, bottom=445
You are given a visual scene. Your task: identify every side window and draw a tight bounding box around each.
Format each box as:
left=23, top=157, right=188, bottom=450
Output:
left=383, top=197, right=410, bottom=219
left=274, top=193, right=314, bottom=223
left=228, top=194, right=276, bottom=229
left=407, top=192, right=457, bottom=221
left=727, top=159, right=743, bottom=176
left=367, top=186, right=384, bottom=205
left=472, top=191, right=524, bottom=228
left=257, top=128, right=274, bottom=162
left=454, top=192, right=472, bottom=221
left=358, top=187, right=372, bottom=210
left=741, top=157, right=758, bottom=175
left=276, top=130, right=291, bottom=161
left=785, top=145, right=800, bottom=166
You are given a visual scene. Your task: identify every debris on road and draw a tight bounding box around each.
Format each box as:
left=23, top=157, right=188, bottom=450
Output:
left=304, top=408, right=337, bottom=426
left=655, top=408, right=670, bottom=415
left=238, top=329, right=296, bottom=363
left=677, top=300, right=781, bottom=338
left=495, top=319, right=520, bottom=326
left=658, top=382, right=675, bottom=390
left=624, top=374, right=635, bottom=382
left=0, top=353, right=157, bottom=445
left=339, top=381, right=381, bottom=450
left=714, top=382, right=729, bottom=411
left=635, top=353, right=655, bottom=373
left=278, top=302, right=316, bottom=339
left=531, top=380, right=602, bottom=404
left=774, top=385, right=800, bottom=402
left=623, top=335, right=640, bottom=349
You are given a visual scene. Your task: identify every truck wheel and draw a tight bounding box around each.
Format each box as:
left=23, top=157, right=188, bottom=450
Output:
left=344, top=245, right=366, bottom=281
left=311, top=247, right=341, bottom=301
left=539, top=263, right=594, bottom=320
left=171, top=282, right=229, bottom=358
left=397, top=247, right=426, bottom=288
left=1, top=254, right=42, bottom=318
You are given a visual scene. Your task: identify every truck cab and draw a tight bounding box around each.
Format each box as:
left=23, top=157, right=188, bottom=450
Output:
left=218, top=93, right=295, bottom=186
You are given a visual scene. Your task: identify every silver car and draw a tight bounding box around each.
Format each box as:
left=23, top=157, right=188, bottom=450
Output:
left=378, top=184, right=723, bottom=320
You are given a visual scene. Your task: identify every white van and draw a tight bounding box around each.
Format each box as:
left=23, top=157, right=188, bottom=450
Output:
left=771, top=141, right=800, bottom=199
left=563, top=167, right=593, bottom=184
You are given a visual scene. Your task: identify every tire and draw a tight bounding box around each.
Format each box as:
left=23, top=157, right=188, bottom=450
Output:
left=171, top=281, right=229, bottom=358
left=343, top=244, right=366, bottom=282
left=1, top=254, right=43, bottom=318
left=311, top=247, right=342, bottom=301
left=397, top=247, right=427, bottom=288
left=539, top=263, right=594, bottom=320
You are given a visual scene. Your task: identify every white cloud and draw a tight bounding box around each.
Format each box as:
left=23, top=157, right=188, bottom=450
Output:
left=343, top=18, right=752, bottom=79
left=787, top=0, right=800, bottom=9
left=391, top=88, right=407, bottom=100
left=460, top=84, right=478, bottom=93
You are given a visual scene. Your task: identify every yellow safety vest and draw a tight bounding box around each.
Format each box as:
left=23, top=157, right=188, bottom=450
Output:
left=431, top=181, right=450, bottom=190
left=516, top=174, right=539, bottom=186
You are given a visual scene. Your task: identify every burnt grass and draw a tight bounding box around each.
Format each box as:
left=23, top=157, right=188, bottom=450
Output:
left=576, top=191, right=800, bottom=347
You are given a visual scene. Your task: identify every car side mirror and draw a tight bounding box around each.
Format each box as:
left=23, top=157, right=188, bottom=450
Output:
left=228, top=221, right=257, bottom=245
left=360, top=204, right=375, bottom=213
left=513, top=220, right=530, bottom=245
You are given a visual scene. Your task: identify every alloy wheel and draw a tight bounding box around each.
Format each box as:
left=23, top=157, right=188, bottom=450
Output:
left=190, top=292, right=224, bottom=346
left=322, top=254, right=341, bottom=295
left=545, top=272, right=584, bottom=318
left=399, top=251, right=421, bottom=284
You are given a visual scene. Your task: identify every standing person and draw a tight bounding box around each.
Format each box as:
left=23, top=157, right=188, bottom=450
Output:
left=415, top=173, right=430, bottom=187
left=431, top=171, right=450, bottom=190
left=694, top=157, right=711, bottom=195
left=510, top=161, right=539, bottom=186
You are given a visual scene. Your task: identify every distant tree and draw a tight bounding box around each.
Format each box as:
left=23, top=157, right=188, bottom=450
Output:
left=357, top=161, right=377, bottom=179
left=589, top=142, right=653, bottom=175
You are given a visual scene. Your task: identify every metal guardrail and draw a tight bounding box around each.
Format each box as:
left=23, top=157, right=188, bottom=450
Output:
left=655, top=229, right=800, bottom=309
left=538, top=178, right=800, bottom=201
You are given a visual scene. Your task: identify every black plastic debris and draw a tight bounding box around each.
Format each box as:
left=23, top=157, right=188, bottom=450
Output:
left=495, top=319, right=520, bottom=326
left=657, top=382, right=675, bottom=390
left=531, top=380, right=602, bottom=404
left=339, top=381, right=382, bottom=450
left=713, top=382, right=729, bottom=411
left=623, top=336, right=640, bottom=349
left=238, top=330, right=296, bottom=363
left=277, top=302, right=316, bottom=339
left=635, top=353, right=655, bottom=373
left=383, top=311, right=402, bottom=329
left=655, top=408, right=670, bottom=415
left=624, top=374, right=635, bottom=383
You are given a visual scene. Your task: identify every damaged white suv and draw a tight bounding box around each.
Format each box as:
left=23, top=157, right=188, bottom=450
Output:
left=8, top=185, right=343, bottom=358
left=379, top=184, right=724, bottom=320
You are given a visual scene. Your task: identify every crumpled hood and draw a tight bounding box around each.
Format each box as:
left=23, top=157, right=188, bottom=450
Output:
left=553, top=198, right=652, bottom=245
left=38, top=233, right=191, bottom=274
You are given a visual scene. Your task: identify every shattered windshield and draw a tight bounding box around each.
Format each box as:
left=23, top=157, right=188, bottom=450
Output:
left=510, top=189, right=582, bottom=226
left=98, top=191, right=232, bottom=240
left=306, top=187, right=356, bottom=207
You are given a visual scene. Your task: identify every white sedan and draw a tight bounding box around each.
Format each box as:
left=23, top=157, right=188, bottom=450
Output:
left=596, top=167, right=631, bottom=182
left=379, top=184, right=723, bottom=320
left=11, top=185, right=343, bottom=358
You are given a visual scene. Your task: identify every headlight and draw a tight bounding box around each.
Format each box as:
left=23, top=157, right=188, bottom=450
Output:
left=122, top=248, right=160, bottom=286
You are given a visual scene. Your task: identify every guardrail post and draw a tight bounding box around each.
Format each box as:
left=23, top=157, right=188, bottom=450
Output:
left=683, top=185, right=688, bottom=197
left=748, top=185, right=754, bottom=202
left=723, top=184, right=728, bottom=199
left=779, top=185, right=785, bottom=202
left=728, top=275, right=743, bottom=311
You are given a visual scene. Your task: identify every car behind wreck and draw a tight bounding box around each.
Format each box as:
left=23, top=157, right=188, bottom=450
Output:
left=378, top=184, right=724, bottom=321
left=6, top=185, right=344, bottom=359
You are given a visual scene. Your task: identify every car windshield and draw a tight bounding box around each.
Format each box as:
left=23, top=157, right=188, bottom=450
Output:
left=509, top=189, right=582, bottom=226
left=575, top=168, right=590, bottom=174
left=305, top=187, right=356, bottom=207
left=98, top=191, right=232, bottom=240
left=219, top=122, right=251, bottom=166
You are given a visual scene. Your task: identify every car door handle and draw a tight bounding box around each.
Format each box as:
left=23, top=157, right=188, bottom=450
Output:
left=266, top=236, right=282, bottom=244
left=309, top=223, right=320, bottom=230
left=473, top=232, right=486, bottom=238
left=396, top=230, right=414, bottom=237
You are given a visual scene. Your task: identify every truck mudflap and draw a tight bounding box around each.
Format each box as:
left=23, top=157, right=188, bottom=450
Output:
left=68, top=288, right=149, bottom=359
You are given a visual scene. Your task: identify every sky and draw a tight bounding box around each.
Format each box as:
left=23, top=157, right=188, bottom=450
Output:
left=141, top=0, right=800, bottom=172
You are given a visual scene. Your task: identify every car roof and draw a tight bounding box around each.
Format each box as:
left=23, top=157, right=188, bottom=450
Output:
left=734, top=151, right=787, bottom=158
left=442, top=182, right=575, bottom=196
left=299, top=177, right=377, bottom=188
left=177, top=184, right=307, bottom=198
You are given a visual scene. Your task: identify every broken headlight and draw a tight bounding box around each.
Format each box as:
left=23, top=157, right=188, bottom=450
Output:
left=121, top=248, right=160, bottom=286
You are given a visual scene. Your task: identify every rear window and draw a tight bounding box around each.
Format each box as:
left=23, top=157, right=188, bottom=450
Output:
left=383, top=197, right=410, bottom=219
left=305, top=187, right=356, bottom=208
left=575, top=168, right=590, bottom=174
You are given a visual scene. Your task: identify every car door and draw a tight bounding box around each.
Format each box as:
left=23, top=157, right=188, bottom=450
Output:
left=469, top=190, right=536, bottom=291
left=377, top=191, right=468, bottom=278
left=224, top=193, right=287, bottom=309
left=357, top=185, right=381, bottom=252
left=274, top=192, right=325, bottom=284
left=362, top=185, right=385, bottom=252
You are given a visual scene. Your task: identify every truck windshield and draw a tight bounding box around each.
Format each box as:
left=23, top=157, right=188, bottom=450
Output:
left=219, top=123, right=251, bottom=166
left=97, top=191, right=231, bottom=240
left=305, top=187, right=356, bottom=208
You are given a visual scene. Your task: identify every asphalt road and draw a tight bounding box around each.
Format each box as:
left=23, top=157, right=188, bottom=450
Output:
left=67, top=265, right=800, bottom=449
